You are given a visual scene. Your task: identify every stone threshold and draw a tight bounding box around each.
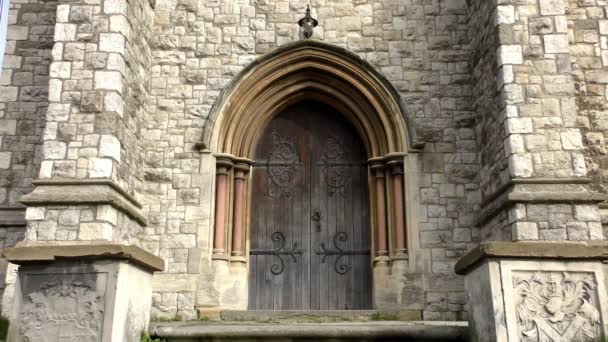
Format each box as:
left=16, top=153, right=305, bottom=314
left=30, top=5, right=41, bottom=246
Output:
left=150, top=321, right=468, bottom=340
left=218, top=309, right=420, bottom=322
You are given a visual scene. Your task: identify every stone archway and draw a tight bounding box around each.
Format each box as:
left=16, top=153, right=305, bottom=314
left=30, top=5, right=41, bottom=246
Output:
left=202, top=40, right=421, bottom=309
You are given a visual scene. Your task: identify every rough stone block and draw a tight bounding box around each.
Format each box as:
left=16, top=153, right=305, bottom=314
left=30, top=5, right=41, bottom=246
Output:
left=544, top=34, right=569, bottom=54
left=497, top=45, right=522, bottom=66
left=7, top=26, right=28, bottom=40
left=89, top=158, right=113, bottom=178
left=512, top=222, right=538, bottom=241
left=0, top=86, right=18, bottom=102
left=25, top=207, right=45, bottom=221
left=95, top=71, right=123, bottom=93
left=539, top=0, right=565, bottom=15
left=97, top=205, right=118, bottom=225
left=79, top=222, right=113, bottom=240
left=0, top=152, right=11, bottom=169
left=81, top=91, right=104, bottom=112
left=54, top=23, right=77, bottom=41
left=47, top=103, right=71, bottom=122
left=42, top=141, right=67, bottom=160
left=496, top=6, right=515, bottom=25
left=99, top=33, right=125, bottom=54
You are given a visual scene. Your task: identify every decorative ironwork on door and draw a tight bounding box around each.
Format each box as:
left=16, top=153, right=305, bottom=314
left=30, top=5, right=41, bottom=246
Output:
left=250, top=232, right=302, bottom=275
left=266, top=132, right=301, bottom=198
left=319, top=136, right=351, bottom=197
left=317, top=232, right=371, bottom=275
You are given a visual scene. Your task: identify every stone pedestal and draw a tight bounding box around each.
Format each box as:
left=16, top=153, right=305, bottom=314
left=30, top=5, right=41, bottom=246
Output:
left=456, top=242, right=608, bottom=342
left=3, top=243, right=164, bottom=342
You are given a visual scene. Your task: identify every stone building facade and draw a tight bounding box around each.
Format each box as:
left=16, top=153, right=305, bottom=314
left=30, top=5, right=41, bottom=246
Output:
left=0, top=0, right=608, bottom=339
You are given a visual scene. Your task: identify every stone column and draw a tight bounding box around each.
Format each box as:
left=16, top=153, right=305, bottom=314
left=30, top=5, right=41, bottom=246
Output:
left=14, top=0, right=154, bottom=245
left=469, top=0, right=607, bottom=242
left=386, top=155, right=406, bottom=256
left=456, top=241, right=608, bottom=342
left=370, top=159, right=388, bottom=262
left=212, top=155, right=233, bottom=257
left=465, top=0, right=608, bottom=339
left=231, top=159, right=251, bottom=263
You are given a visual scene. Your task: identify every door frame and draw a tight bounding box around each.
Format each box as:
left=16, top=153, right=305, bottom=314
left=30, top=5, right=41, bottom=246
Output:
left=201, top=40, right=424, bottom=310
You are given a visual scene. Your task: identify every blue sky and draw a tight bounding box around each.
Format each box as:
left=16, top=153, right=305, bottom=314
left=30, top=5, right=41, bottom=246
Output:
left=0, top=0, right=10, bottom=71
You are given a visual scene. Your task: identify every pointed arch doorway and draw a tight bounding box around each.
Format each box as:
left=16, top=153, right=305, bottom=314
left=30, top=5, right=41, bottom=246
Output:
left=249, top=101, right=372, bottom=310
left=201, top=40, right=424, bottom=311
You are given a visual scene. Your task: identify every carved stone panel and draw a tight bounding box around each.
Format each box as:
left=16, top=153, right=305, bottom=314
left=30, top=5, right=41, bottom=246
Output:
left=11, top=262, right=114, bottom=342
left=512, top=271, right=601, bottom=342
left=17, top=273, right=107, bottom=342
left=499, top=261, right=608, bottom=342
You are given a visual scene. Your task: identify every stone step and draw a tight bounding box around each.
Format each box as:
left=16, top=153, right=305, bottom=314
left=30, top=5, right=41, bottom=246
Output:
left=216, top=310, right=420, bottom=323
left=150, top=321, right=468, bottom=342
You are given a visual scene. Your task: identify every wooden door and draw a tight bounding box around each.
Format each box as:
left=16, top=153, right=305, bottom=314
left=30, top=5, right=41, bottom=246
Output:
left=248, top=101, right=372, bottom=310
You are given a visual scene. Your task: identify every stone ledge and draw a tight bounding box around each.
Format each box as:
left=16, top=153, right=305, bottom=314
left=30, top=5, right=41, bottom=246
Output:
left=151, top=321, right=468, bottom=340
left=476, top=182, right=608, bottom=226
left=32, top=178, right=142, bottom=208
left=3, top=241, right=164, bottom=272
left=455, top=241, right=608, bottom=275
left=21, top=181, right=146, bottom=225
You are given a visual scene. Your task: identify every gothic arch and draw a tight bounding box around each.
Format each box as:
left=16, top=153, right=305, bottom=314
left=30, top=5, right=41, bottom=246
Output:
left=201, top=39, right=422, bottom=157
left=206, top=40, right=421, bottom=276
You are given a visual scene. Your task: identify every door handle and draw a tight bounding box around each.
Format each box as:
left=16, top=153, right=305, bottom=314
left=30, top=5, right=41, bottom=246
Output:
left=312, top=211, right=321, bottom=232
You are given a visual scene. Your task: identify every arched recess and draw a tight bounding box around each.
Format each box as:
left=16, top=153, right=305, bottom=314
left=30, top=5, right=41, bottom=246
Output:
left=203, top=40, right=423, bottom=268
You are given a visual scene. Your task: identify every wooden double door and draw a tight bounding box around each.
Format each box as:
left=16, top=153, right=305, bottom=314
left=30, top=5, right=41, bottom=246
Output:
left=248, top=101, right=373, bottom=310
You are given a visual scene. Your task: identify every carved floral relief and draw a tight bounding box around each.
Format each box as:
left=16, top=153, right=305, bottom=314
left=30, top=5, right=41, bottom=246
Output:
left=513, top=271, right=601, bottom=342
left=320, top=136, right=351, bottom=197
left=18, top=276, right=105, bottom=342
left=267, top=132, right=300, bottom=198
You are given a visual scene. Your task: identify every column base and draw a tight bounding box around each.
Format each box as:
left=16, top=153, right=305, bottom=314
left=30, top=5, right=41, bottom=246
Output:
left=3, top=242, right=163, bottom=342
left=456, top=241, right=608, bottom=342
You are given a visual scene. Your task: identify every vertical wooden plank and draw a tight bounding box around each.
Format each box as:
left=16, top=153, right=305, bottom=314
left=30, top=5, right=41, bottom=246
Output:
left=300, top=110, right=311, bottom=310
left=353, top=163, right=362, bottom=309
left=310, top=151, right=320, bottom=310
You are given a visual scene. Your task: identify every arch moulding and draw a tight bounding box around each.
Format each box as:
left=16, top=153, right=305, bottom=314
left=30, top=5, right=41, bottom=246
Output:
left=203, top=40, right=423, bottom=274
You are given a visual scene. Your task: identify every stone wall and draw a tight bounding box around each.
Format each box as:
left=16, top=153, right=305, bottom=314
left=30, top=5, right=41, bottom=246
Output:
left=468, top=0, right=503, bottom=202
left=144, top=0, right=477, bottom=320
left=0, top=0, right=56, bottom=207
left=566, top=0, right=608, bottom=234
left=470, top=0, right=606, bottom=243
left=1, top=0, right=607, bottom=326
left=0, top=0, right=58, bottom=316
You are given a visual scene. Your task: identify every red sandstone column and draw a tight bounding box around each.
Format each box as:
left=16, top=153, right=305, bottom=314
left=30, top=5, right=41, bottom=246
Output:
left=370, top=160, right=388, bottom=258
left=213, top=156, right=233, bottom=256
left=231, top=160, right=251, bottom=262
left=389, top=161, right=406, bottom=255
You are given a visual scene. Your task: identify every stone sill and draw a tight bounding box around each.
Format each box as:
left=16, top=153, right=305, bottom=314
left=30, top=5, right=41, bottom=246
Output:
left=455, top=241, right=608, bottom=275
left=151, top=321, right=468, bottom=340
left=3, top=241, right=164, bottom=272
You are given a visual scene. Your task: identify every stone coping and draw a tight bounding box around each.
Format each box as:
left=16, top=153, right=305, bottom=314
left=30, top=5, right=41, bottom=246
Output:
left=33, top=178, right=142, bottom=208
left=151, top=321, right=467, bottom=340
left=21, top=182, right=147, bottom=225
left=455, top=241, right=608, bottom=275
left=476, top=182, right=608, bottom=226
left=3, top=242, right=164, bottom=272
